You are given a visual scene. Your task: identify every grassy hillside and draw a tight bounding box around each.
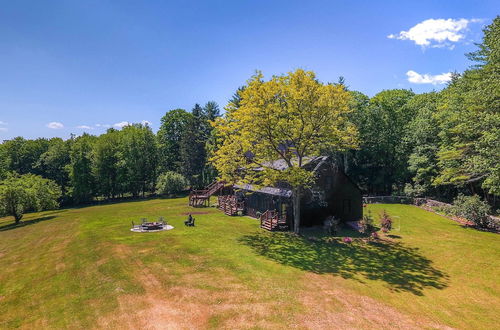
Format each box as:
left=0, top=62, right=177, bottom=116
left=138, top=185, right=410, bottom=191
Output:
left=0, top=198, right=498, bottom=329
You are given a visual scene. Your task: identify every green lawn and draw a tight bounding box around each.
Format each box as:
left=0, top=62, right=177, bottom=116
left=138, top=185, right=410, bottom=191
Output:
left=0, top=198, right=498, bottom=329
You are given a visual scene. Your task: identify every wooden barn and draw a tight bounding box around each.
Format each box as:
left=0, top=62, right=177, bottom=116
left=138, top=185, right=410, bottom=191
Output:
left=189, top=156, right=362, bottom=231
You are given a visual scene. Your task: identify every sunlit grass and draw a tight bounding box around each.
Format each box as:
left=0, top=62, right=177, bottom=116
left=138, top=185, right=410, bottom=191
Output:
left=0, top=199, right=498, bottom=328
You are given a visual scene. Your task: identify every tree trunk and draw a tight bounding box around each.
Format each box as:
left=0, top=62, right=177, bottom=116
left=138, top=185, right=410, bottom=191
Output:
left=293, top=187, right=302, bottom=234
left=14, top=212, right=23, bottom=224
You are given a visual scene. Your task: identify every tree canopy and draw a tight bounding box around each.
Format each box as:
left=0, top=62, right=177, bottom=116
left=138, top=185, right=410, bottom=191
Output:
left=211, top=69, right=358, bottom=232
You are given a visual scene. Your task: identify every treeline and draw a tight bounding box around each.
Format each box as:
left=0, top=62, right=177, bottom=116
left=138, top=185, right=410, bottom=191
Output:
left=0, top=102, right=220, bottom=205
left=333, top=18, right=499, bottom=207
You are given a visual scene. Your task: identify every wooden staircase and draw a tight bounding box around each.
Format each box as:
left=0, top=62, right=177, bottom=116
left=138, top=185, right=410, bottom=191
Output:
left=189, top=181, right=225, bottom=207
left=217, top=195, right=245, bottom=216
left=260, top=210, right=289, bottom=231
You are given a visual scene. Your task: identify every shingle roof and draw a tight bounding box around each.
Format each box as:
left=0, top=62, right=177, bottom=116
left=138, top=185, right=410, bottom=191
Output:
left=255, top=155, right=329, bottom=171
left=233, top=184, right=293, bottom=198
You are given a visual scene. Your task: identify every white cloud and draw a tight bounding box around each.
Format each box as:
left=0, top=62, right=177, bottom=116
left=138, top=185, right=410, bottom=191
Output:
left=388, top=18, right=481, bottom=48
left=141, top=120, right=152, bottom=126
left=46, top=122, right=64, bottom=129
left=95, top=124, right=111, bottom=128
left=0, top=121, right=7, bottom=125
left=77, top=125, right=93, bottom=129
left=113, top=121, right=130, bottom=128
left=406, top=70, right=452, bottom=85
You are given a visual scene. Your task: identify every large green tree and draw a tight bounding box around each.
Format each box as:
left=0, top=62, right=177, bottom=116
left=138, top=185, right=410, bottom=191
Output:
left=35, top=138, right=72, bottom=200
left=68, top=134, right=96, bottom=203
left=403, top=92, right=441, bottom=197
left=347, top=89, right=415, bottom=194
left=211, top=69, right=357, bottom=233
left=92, top=129, right=124, bottom=199
left=179, top=104, right=208, bottom=188
left=2, top=137, right=50, bottom=175
left=0, top=173, right=61, bottom=223
left=121, top=124, right=158, bottom=197
left=157, top=109, right=193, bottom=173
left=435, top=17, right=500, bottom=197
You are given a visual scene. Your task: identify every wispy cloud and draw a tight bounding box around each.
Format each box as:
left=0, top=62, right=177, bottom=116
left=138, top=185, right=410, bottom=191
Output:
left=113, top=121, right=130, bottom=128
left=406, top=70, right=452, bottom=85
left=46, top=122, right=64, bottom=129
left=76, top=125, right=93, bottom=129
left=0, top=121, right=7, bottom=125
left=95, top=124, right=111, bottom=128
left=388, top=18, right=482, bottom=48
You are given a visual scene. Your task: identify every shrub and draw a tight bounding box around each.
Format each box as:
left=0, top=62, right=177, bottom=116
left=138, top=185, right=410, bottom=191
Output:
left=452, top=194, right=491, bottom=228
left=343, top=237, right=352, bottom=244
left=380, top=209, right=392, bottom=233
left=359, top=210, right=375, bottom=234
left=155, top=171, right=189, bottom=195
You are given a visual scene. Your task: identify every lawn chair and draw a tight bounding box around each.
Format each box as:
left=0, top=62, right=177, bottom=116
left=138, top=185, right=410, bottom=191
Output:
left=158, top=216, right=166, bottom=225
left=184, top=214, right=195, bottom=227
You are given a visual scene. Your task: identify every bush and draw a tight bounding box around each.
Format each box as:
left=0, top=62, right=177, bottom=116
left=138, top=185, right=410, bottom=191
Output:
left=452, top=194, right=491, bottom=228
left=342, top=237, right=352, bottom=244
left=359, top=210, right=375, bottom=234
left=155, top=172, right=189, bottom=195
left=380, top=209, right=392, bottom=233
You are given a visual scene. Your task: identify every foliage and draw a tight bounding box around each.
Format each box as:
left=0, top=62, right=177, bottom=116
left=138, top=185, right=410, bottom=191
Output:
left=344, top=89, right=415, bottom=194
left=120, top=124, right=158, bottom=197
left=380, top=210, right=393, bottom=233
left=211, top=69, right=358, bottom=232
left=68, top=134, right=96, bottom=203
left=0, top=173, right=61, bottom=223
left=157, top=109, right=193, bottom=173
left=35, top=138, right=71, bottom=197
left=451, top=194, right=491, bottom=228
left=434, top=17, right=500, bottom=196
left=155, top=171, right=189, bottom=195
left=359, top=210, right=375, bottom=234
left=92, top=129, right=124, bottom=199
left=403, top=93, right=441, bottom=196
left=180, top=104, right=209, bottom=188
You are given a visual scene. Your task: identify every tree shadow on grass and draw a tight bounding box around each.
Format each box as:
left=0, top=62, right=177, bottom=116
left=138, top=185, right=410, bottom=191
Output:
left=239, top=232, right=448, bottom=295
left=0, top=216, right=56, bottom=232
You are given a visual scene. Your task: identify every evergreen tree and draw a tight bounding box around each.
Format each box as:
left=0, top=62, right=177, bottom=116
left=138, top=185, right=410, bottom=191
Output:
left=179, top=104, right=207, bottom=188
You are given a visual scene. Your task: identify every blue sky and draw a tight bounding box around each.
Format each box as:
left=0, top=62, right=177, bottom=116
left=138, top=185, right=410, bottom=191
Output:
left=0, top=0, right=497, bottom=139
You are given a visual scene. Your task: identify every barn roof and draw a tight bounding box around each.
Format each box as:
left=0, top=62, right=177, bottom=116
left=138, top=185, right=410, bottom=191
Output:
left=233, top=184, right=293, bottom=198
left=254, top=155, right=329, bottom=171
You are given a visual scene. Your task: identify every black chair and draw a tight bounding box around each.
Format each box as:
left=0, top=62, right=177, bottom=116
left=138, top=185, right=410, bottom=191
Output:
left=184, top=216, right=195, bottom=227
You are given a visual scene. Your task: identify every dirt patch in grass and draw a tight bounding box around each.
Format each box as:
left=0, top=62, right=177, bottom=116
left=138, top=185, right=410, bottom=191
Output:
left=97, top=245, right=211, bottom=329
left=97, top=245, right=291, bottom=329
left=295, top=273, right=452, bottom=329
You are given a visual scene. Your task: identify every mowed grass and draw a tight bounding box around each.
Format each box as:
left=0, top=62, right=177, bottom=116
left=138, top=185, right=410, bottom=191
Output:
left=0, top=198, right=498, bottom=329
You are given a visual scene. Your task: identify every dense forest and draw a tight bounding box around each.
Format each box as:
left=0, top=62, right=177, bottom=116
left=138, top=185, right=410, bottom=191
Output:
left=1, top=17, right=498, bottom=217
